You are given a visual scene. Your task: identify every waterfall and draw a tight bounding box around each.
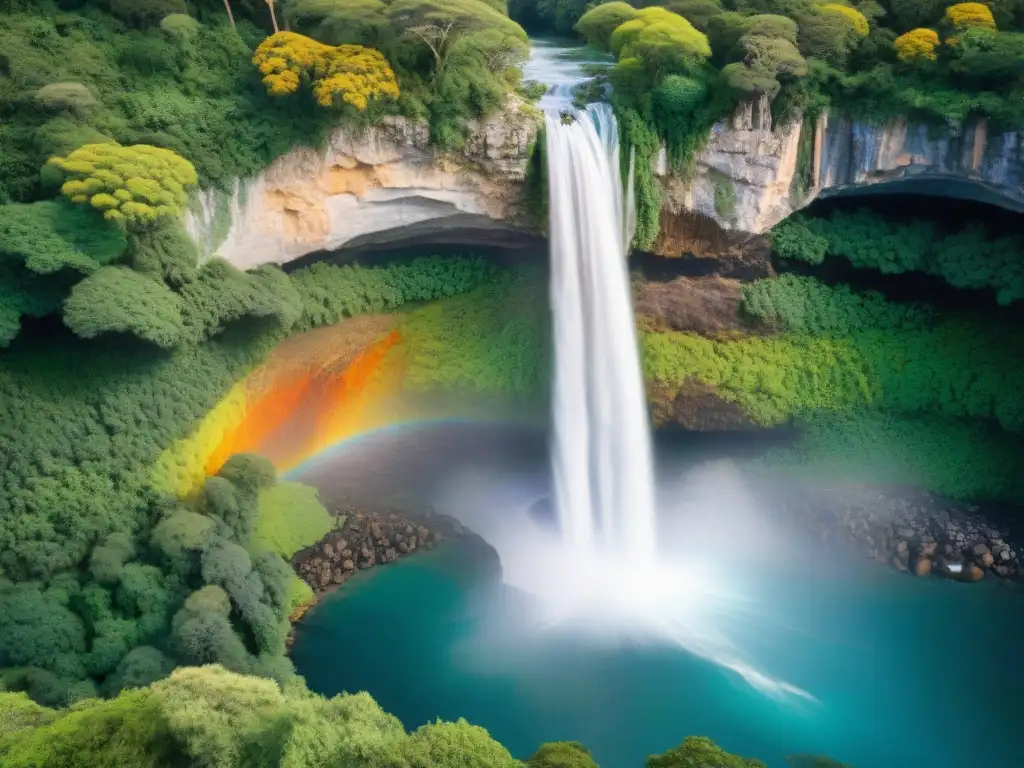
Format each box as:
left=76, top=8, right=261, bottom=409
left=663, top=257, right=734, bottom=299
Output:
left=545, top=103, right=657, bottom=559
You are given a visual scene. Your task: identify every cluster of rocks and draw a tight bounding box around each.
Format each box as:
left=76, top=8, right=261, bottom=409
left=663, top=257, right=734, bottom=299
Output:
left=292, top=504, right=466, bottom=595
left=779, top=485, right=1022, bottom=584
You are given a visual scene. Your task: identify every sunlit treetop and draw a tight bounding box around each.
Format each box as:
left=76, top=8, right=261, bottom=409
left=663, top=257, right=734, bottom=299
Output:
left=894, top=27, right=941, bottom=61
left=944, top=2, right=997, bottom=33
left=575, top=2, right=639, bottom=48
left=609, top=7, right=712, bottom=73
left=252, top=31, right=400, bottom=110
left=46, top=144, right=198, bottom=229
left=820, top=4, right=870, bottom=36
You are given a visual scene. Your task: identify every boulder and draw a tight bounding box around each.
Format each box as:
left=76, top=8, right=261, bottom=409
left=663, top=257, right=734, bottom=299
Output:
left=972, top=542, right=991, bottom=557
left=342, top=559, right=355, bottom=571
left=962, top=565, right=985, bottom=582
left=980, top=552, right=995, bottom=568
left=914, top=558, right=933, bottom=577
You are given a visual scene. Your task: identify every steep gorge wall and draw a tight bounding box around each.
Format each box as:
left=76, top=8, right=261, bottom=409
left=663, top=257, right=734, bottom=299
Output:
left=656, top=97, right=1024, bottom=255
left=185, top=100, right=542, bottom=269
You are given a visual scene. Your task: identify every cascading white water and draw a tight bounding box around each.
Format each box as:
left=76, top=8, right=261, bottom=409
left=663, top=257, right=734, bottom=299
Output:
left=545, top=103, right=657, bottom=559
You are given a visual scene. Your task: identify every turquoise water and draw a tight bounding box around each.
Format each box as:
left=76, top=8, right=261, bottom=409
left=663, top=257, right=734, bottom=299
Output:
left=289, top=423, right=1024, bottom=768
left=292, top=537, right=1024, bottom=768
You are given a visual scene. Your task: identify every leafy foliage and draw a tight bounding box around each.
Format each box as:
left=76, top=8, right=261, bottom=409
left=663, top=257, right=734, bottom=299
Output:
left=252, top=32, right=400, bottom=110
left=645, top=275, right=1024, bottom=433
left=895, top=27, right=942, bottom=60
left=0, top=200, right=126, bottom=275
left=33, top=82, right=100, bottom=117
left=740, top=274, right=933, bottom=333
left=291, top=255, right=499, bottom=330
left=48, top=143, right=198, bottom=228
left=647, top=735, right=766, bottom=767
left=0, top=3, right=342, bottom=204
left=771, top=208, right=1024, bottom=304
left=284, top=0, right=528, bottom=147
left=62, top=266, right=186, bottom=348
left=610, top=7, right=712, bottom=74
left=944, top=2, right=998, bottom=36
left=400, top=264, right=549, bottom=397
left=575, top=3, right=639, bottom=47
left=528, top=740, right=600, bottom=768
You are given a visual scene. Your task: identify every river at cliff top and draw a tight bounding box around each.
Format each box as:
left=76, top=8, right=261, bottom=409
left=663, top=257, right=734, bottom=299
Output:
left=288, top=422, right=1024, bottom=768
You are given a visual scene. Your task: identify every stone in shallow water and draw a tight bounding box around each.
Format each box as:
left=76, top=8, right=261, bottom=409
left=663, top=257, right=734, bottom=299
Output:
left=914, top=558, right=933, bottom=577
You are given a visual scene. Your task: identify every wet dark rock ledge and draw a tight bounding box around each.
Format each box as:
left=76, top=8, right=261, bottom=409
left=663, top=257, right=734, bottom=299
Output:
left=292, top=503, right=467, bottom=597
left=767, top=484, right=1024, bottom=585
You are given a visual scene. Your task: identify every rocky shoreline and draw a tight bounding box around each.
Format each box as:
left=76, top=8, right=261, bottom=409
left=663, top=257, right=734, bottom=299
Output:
left=290, top=501, right=467, bottom=614
left=770, top=483, right=1023, bottom=585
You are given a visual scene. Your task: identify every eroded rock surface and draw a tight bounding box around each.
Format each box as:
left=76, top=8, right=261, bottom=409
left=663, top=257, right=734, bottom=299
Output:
left=660, top=96, right=1024, bottom=238
left=186, top=99, right=541, bottom=268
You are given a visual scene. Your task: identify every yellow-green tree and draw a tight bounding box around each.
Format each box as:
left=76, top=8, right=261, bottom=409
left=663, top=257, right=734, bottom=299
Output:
left=894, top=27, right=941, bottom=60
left=575, top=2, right=639, bottom=49
left=47, top=144, right=198, bottom=229
left=609, top=7, right=712, bottom=74
left=820, top=4, right=870, bottom=37
left=252, top=32, right=400, bottom=110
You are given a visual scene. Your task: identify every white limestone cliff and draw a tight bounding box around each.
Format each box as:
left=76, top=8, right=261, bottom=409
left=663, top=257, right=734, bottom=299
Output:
left=659, top=96, right=1024, bottom=239
left=185, top=99, right=541, bottom=269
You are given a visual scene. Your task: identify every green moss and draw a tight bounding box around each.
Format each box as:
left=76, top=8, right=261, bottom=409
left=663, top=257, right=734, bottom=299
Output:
left=712, top=172, right=736, bottom=218
left=250, top=483, right=334, bottom=560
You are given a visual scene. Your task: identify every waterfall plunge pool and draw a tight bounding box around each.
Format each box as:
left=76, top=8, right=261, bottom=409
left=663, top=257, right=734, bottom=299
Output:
left=288, top=421, right=1024, bottom=768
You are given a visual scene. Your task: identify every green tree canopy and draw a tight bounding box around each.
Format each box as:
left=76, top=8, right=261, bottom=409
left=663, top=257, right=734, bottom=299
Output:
left=576, top=2, right=639, bottom=48
left=0, top=200, right=126, bottom=275
left=610, top=7, right=712, bottom=73
left=528, top=740, right=600, bottom=768
left=646, top=735, right=767, bottom=767
left=62, top=266, right=186, bottom=348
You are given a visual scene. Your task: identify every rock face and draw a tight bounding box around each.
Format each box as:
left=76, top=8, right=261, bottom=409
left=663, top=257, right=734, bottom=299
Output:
left=659, top=96, right=1024, bottom=239
left=292, top=504, right=466, bottom=596
left=185, top=99, right=541, bottom=269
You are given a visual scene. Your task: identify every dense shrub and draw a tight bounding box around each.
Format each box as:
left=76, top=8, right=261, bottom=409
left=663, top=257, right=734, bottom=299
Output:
left=284, top=0, right=528, bottom=147
left=610, top=7, right=712, bottom=74
left=33, top=82, right=99, bottom=117
left=645, top=275, right=1024, bottom=431
left=740, top=274, right=933, bottom=334
left=770, top=208, right=1024, bottom=304
left=576, top=3, right=639, bottom=47
left=647, top=736, right=767, bottom=767
left=528, top=740, right=600, bottom=768
left=290, top=255, right=499, bottom=330
left=400, top=264, right=549, bottom=397
left=252, top=32, right=400, bottom=111
left=63, top=266, right=186, bottom=347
